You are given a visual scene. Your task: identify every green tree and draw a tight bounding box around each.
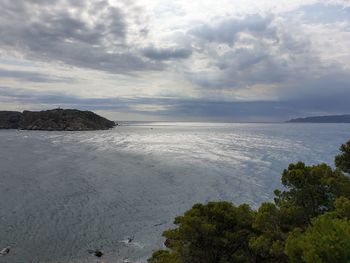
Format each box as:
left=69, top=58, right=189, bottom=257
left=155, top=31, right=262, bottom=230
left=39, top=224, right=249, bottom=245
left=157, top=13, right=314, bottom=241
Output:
left=249, top=203, right=288, bottom=262
left=334, top=197, right=350, bottom=219
left=160, top=202, right=256, bottom=263
left=285, top=213, right=350, bottom=263
left=335, top=140, right=350, bottom=174
left=148, top=250, right=179, bottom=263
left=274, top=162, right=350, bottom=226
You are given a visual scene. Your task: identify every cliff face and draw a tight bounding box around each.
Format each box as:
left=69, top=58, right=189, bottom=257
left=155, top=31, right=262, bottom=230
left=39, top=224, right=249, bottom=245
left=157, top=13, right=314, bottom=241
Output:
left=0, top=111, right=22, bottom=129
left=0, top=109, right=115, bottom=131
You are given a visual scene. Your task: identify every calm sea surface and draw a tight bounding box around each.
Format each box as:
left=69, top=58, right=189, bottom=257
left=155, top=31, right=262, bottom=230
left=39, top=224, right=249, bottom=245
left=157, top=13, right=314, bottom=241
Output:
left=0, top=122, right=349, bottom=262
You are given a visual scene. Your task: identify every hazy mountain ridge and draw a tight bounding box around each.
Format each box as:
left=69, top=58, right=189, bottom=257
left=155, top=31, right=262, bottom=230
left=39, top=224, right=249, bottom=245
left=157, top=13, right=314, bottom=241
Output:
left=287, top=114, right=350, bottom=123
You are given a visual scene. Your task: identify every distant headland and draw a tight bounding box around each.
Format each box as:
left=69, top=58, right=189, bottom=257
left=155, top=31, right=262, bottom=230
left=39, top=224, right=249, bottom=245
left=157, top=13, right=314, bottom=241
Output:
left=0, top=108, right=116, bottom=131
left=287, top=114, right=350, bottom=123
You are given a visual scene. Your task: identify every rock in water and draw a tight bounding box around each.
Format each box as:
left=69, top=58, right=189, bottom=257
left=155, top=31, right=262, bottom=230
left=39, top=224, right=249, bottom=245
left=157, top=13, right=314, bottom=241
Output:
left=0, top=108, right=115, bottom=131
left=127, top=236, right=134, bottom=243
left=88, top=249, right=103, bottom=258
left=0, top=246, right=10, bottom=256
left=94, top=250, right=103, bottom=258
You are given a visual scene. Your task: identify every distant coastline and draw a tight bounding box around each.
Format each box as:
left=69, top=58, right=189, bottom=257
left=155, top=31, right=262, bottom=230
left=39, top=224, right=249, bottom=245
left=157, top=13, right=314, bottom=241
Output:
left=0, top=108, right=116, bottom=131
left=287, top=114, right=350, bottom=123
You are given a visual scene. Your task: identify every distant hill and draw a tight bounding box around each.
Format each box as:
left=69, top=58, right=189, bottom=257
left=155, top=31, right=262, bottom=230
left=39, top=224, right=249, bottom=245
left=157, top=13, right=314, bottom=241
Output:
left=0, top=109, right=116, bottom=131
left=287, top=114, right=350, bottom=123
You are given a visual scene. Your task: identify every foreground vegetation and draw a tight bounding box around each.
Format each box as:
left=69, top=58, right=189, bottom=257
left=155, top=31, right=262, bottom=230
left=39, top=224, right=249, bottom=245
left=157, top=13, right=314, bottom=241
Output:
left=148, top=140, right=350, bottom=263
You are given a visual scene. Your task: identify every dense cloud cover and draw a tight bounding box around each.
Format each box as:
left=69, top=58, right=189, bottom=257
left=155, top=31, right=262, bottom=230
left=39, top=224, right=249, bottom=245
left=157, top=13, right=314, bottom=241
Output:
left=0, top=0, right=349, bottom=121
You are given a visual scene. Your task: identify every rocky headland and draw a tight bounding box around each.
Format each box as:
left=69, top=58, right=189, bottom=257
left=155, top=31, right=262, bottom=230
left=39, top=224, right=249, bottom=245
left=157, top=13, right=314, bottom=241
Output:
left=0, top=109, right=116, bottom=131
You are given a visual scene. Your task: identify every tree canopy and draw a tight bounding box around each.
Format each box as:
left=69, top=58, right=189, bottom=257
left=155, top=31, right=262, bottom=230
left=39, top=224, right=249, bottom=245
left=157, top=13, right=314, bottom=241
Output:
left=160, top=202, right=255, bottom=263
left=285, top=213, right=350, bottom=263
left=335, top=140, right=350, bottom=174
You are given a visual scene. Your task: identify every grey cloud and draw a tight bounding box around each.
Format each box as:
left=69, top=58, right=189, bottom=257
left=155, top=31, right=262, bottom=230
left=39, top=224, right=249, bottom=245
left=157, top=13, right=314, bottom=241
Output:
left=177, top=10, right=350, bottom=120
left=142, top=46, right=192, bottom=60
left=187, top=41, right=292, bottom=89
left=184, top=14, right=296, bottom=90
left=0, top=86, right=131, bottom=110
left=190, top=14, right=276, bottom=45
left=0, top=0, right=161, bottom=73
left=186, top=13, right=348, bottom=99
left=0, top=68, right=75, bottom=83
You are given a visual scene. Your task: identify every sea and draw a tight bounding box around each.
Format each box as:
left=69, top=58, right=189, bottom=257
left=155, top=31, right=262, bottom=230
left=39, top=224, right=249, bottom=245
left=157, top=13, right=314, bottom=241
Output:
left=0, top=122, right=349, bottom=263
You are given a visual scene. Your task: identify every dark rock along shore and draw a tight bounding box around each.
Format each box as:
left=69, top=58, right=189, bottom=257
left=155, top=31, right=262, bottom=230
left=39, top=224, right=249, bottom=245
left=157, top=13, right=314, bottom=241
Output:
left=0, top=109, right=115, bottom=131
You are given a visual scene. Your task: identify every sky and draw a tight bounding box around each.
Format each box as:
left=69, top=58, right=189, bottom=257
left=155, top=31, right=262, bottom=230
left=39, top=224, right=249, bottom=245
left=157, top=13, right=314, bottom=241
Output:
left=0, top=0, right=350, bottom=121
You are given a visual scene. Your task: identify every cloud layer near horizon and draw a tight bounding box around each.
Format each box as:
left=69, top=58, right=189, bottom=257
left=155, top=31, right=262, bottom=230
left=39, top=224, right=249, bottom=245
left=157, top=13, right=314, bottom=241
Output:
left=0, top=0, right=349, bottom=121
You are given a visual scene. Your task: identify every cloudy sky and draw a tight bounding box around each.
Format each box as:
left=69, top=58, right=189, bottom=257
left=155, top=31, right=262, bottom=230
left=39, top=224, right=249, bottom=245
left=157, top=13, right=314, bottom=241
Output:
left=0, top=0, right=349, bottom=121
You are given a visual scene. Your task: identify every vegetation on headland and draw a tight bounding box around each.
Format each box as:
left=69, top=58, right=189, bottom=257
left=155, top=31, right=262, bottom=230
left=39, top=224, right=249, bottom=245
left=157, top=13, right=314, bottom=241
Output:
left=148, top=140, right=350, bottom=263
left=0, top=108, right=115, bottom=131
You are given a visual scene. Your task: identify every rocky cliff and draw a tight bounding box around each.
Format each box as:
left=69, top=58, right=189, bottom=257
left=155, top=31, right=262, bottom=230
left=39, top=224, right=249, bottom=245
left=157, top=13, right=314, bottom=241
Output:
left=0, top=111, right=22, bottom=129
left=0, top=109, right=115, bottom=131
